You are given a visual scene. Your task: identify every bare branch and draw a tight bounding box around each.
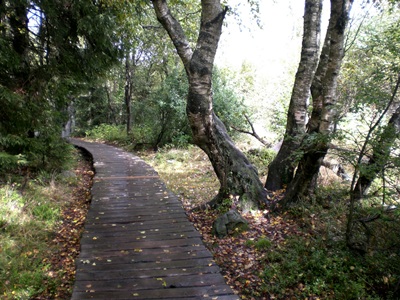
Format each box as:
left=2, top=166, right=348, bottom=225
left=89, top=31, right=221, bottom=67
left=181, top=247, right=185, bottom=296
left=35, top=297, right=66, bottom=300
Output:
left=231, top=114, right=270, bottom=147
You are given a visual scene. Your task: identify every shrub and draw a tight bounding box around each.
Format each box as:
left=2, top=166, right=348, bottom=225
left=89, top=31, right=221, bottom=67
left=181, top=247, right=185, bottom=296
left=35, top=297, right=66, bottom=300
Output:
left=245, top=148, right=276, bottom=176
left=85, top=124, right=129, bottom=144
left=261, top=236, right=372, bottom=299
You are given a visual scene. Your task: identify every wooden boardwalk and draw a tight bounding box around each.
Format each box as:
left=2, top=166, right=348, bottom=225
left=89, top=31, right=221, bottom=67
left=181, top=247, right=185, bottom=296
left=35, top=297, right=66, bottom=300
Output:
left=70, top=139, right=239, bottom=300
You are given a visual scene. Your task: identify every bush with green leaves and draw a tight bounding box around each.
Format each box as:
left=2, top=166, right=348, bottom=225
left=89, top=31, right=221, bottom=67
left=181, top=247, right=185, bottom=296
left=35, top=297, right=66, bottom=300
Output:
left=85, top=124, right=129, bottom=144
left=245, top=148, right=276, bottom=176
left=262, top=236, right=374, bottom=299
left=131, top=68, right=190, bottom=149
left=0, top=129, right=74, bottom=176
left=212, top=67, right=250, bottom=134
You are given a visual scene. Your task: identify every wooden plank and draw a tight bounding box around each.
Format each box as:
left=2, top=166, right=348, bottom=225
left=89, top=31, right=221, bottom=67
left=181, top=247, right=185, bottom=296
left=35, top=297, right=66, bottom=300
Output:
left=80, top=237, right=205, bottom=250
left=83, top=217, right=191, bottom=227
left=73, top=275, right=229, bottom=294
left=77, top=246, right=214, bottom=262
left=81, top=228, right=200, bottom=240
left=75, top=257, right=217, bottom=272
left=76, top=266, right=220, bottom=281
left=71, top=284, right=237, bottom=299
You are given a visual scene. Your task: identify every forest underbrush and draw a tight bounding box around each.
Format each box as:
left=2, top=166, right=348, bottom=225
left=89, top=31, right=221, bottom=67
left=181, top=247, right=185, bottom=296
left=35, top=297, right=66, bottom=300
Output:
left=139, top=145, right=400, bottom=299
left=0, top=148, right=93, bottom=299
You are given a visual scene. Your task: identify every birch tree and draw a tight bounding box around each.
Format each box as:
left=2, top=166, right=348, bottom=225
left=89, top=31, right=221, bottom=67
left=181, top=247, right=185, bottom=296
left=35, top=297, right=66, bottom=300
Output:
left=281, top=0, right=354, bottom=206
left=151, top=0, right=267, bottom=210
left=265, top=0, right=323, bottom=191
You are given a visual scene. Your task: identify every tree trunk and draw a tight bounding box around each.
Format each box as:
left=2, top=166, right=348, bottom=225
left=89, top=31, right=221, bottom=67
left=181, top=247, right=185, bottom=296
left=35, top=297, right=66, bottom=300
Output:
left=9, top=0, right=29, bottom=87
left=152, top=0, right=267, bottom=210
left=105, top=82, right=117, bottom=125
left=281, top=0, right=353, bottom=206
left=265, top=0, right=323, bottom=191
left=352, top=74, right=400, bottom=200
left=124, top=52, right=135, bottom=134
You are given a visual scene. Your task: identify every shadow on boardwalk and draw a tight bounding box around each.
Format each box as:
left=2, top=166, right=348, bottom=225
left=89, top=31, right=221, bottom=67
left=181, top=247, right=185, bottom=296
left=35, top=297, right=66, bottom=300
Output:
left=70, top=139, right=238, bottom=299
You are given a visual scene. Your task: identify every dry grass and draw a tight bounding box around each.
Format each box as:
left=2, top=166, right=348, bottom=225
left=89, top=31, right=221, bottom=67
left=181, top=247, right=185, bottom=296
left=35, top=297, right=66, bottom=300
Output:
left=138, top=146, right=219, bottom=207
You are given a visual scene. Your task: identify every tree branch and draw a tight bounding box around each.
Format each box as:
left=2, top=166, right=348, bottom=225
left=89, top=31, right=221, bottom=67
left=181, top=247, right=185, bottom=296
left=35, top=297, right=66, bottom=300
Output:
left=231, top=114, right=270, bottom=146
left=151, top=0, right=193, bottom=72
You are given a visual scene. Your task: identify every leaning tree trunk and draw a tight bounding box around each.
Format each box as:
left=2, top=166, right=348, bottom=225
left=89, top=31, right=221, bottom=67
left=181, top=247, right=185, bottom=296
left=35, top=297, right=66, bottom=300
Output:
left=265, top=0, right=323, bottom=191
left=152, top=0, right=267, bottom=210
left=351, top=74, right=400, bottom=200
left=281, top=0, right=353, bottom=206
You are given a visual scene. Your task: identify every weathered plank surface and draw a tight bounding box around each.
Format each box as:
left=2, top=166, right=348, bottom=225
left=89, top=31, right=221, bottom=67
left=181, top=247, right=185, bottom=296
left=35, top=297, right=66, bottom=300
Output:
left=70, top=139, right=239, bottom=299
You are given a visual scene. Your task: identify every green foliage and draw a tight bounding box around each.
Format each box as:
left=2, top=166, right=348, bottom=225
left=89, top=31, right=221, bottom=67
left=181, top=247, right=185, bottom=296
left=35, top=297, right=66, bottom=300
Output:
left=85, top=124, right=129, bottom=144
left=0, top=152, right=27, bottom=172
left=130, top=125, right=155, bottom=147
left=27, top=133, right=75, bottom=172
left=0, top=131, right=73, bottom=175
left=245, top=148, right=276, bottom=176
left=0, top=0, right=120, bottom=177
left=216, top=198, right=233, bottom=214
left=268, top=93, right=290, bottom=138
left=212, top=67, right=249, bottom=133
left=0, top=179, right=68, bottom=298
left=142, top=68, right=190, bottom=148
left=339, top=10, right=400, bottom=120
left=74, top=86, right=119, bottom=134
left=336, top=7, right=400, bottom=250
left=254, top=236, right=272, bottom=251
left=259, top=196, right=400, bottom=299
left=263, top=236, right=377, bottom=299
left=247, top=236, right=280, bottom=252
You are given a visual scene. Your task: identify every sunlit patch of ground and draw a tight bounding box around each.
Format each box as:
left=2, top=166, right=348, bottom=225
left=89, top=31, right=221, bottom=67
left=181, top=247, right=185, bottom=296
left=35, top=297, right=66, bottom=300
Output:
left=138, top=146, right=220, bottom=207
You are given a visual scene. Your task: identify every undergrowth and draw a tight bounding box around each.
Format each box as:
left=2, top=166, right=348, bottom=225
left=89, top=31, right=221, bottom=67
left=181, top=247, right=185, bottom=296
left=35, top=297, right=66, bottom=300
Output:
left=0, top=147, right=90, bottom=299
left=139, top=145, right=400, bottom=299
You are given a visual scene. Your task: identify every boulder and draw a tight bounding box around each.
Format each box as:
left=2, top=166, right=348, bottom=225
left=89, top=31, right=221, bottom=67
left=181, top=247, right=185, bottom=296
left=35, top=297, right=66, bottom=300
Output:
left=212, top=209, right=248, bottom=238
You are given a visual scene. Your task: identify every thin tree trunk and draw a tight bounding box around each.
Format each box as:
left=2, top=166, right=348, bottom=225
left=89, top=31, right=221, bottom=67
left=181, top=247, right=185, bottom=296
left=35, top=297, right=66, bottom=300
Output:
left=265, top=0, right=323, bottom=191
left=124, top=52, right=134, bottom=134
left=152, top=0, right=267, bottom=210
left=282, top=0, right=353, bottom=206
left=105, top=83, right=117, bottom=124
left=352, top=74, right=400, bottom=200
left=9, top=0, right=29, bottom=87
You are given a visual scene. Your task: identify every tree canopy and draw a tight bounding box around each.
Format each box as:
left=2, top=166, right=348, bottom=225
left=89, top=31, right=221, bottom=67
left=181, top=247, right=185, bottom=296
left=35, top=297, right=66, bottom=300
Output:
left=0, top=0, right=119, bottom=171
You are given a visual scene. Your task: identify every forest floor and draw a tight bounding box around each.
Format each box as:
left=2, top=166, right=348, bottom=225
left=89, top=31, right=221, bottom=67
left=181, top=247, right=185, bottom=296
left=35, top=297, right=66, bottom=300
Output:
left=137, top=146, right=318, bottom=299
left=35, top=149, right=94, bottom=299
left=137, top=145, right=400, bottom=300
left=0, top=147, right=94, bottom=300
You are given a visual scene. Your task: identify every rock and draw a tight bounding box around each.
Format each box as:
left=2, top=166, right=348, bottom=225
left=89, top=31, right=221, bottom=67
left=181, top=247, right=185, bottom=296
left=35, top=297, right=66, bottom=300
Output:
left=212, top=209, right=249, bottom=238
left=61, top=170, right=77, bottom=179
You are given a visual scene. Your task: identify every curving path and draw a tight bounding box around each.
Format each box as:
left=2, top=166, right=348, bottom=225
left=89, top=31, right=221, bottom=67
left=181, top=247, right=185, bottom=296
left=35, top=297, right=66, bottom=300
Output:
left=70, top=139, right=238, bottom=300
